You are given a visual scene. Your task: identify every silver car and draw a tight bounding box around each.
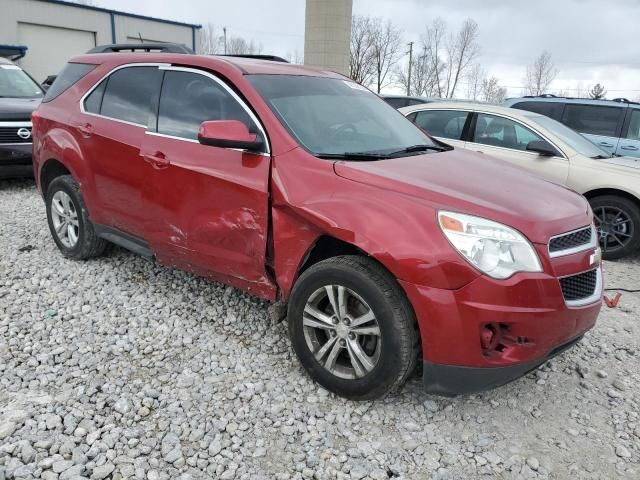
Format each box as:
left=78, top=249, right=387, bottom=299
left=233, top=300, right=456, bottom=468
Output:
left=400, top=102, right=640, bottom=259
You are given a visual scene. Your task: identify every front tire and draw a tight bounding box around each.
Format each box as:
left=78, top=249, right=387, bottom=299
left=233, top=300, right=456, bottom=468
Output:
left=590, top=195, right=640, bottom=260
left=288, top=256, right=419, bottom=400
left=45, top=175, right=108, bottom=260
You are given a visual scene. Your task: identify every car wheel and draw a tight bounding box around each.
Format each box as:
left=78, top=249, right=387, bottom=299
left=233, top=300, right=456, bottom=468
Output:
left=590, top=195, right=640, bottom=260
left=46, top=175, right=108, bottom=260
left=288, top=255, right=419, bottom=400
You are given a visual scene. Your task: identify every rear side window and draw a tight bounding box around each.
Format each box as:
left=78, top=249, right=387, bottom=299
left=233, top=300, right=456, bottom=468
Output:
left=561, top=104, right=623, bottom=137
left=100, top=67, right=163, bottom=126
left=413, top=110, right=469, bottom=140
left=512, top=101, right=563, bottom=120
left=157, top=70, right=255, bottom=140
left=42, top=63, right=95, bottom=102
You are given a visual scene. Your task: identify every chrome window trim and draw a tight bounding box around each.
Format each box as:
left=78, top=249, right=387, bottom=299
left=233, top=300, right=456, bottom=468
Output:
left=157, top=65, right=271, bottom=155
left=144, top=131, right=270, bottom=157
left=562, top=266, right=603, bottom=308
left=79, top=62, right=170, bottom=129
left=0, top=121, right=32, bottom=127
left=548, top=225, right=597, bottom=258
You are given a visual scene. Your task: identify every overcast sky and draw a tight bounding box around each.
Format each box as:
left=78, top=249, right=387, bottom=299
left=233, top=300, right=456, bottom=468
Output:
left=88, top=0, right=640, bottom=99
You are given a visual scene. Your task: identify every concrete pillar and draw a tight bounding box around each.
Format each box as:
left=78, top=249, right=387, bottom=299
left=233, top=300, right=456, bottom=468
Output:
left=304, top=0, right=353, bottom=75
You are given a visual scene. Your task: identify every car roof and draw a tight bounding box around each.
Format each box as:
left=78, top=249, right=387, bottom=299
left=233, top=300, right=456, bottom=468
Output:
left=399, top=101, right=552, bottom=123
left=70, top=52, right=346, bottom=78
left=503, top=96, right=638, bottom=109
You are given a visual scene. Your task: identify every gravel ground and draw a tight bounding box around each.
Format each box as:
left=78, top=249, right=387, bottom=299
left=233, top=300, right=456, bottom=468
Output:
left=1, top=178, right=639, bottom=480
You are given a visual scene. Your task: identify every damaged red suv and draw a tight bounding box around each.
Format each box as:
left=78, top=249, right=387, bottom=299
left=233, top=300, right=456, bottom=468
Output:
left=32, top=44, right=602, bottom=399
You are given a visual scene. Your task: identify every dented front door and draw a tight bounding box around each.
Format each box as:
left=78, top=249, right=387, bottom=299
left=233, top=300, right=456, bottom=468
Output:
left=140, top=67, right=275, bottom=298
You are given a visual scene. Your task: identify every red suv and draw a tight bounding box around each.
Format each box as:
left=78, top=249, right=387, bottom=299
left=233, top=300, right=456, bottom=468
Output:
left=32, top=44, right=603, bottom=399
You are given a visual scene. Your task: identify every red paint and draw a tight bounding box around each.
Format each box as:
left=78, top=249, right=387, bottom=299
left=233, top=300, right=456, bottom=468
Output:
left=32, top=52, right=602, bottom=375
left=604, top=293, right=622, bottom=308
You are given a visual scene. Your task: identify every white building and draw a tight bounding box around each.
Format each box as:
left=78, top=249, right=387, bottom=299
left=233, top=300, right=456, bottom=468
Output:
left=0, top=0, right=201, bottom=82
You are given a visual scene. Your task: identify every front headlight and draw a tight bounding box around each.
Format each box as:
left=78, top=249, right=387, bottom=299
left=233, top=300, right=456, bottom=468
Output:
left=438, top=211, right=542, bottom=279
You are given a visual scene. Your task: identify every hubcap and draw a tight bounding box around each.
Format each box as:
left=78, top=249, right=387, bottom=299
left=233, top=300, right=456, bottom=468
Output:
left=302, top=285, right=381, bottom=380
left=594, top=206, right=634, bottom=253
left=50, top=191, right=79, bottom=248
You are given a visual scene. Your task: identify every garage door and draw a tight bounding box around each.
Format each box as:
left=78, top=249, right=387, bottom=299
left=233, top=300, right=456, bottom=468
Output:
left=17, top=23, right=96, bottom=84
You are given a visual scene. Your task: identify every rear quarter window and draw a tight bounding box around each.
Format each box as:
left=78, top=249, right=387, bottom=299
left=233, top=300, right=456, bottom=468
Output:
left=561, top=104, right=624, bottom=137
left=42, top=63, right=96, bottom=102
left=512, top=101, right=563, bottom=120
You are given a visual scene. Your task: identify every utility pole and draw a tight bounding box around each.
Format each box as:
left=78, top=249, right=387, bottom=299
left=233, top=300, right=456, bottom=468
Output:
left=223, top=27, right=227, bottom=55
left=406, top=42, right=414, bottom=96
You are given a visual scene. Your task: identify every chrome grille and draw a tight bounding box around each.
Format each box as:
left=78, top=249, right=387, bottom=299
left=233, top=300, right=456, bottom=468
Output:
left=0, top=126, right=32, bottom=144
left=560, top=269, right=598, bottom=302
left=549, top=226, right=594, bottom=257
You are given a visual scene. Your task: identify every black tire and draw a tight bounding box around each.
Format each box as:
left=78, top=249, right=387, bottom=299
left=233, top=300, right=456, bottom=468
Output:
left=287, top=255, right=420, bottom=400
left=590, top=195, right=640, bottom=260
left=45, top=175, right=109, bottom=260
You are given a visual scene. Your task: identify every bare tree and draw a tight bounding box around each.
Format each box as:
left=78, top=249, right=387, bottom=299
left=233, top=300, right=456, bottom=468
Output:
left=226, top=36, right=263, bottom=55
left=349, top=15, right=376, bottom=86
left=199, top=23, right=222, bottom=54
left=481, top=76, right=507, bottom=104
left=420, top=18, right=480, bottom=99
left=525, top=51, right=558, bottom=96
left=396, top=45, right=440, bottom=97
left=589, top=83, right=607, bottom=100
left=286, top=50, right=304, bottom=64
left=369, top=19, right=403, bottom=93
left=466, top=63, right=485, bottom=100
left=444, top=19, right=480, bottom=98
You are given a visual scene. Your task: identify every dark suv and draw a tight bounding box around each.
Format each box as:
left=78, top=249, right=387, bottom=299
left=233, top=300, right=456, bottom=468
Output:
left=0, top=57, right=44, bottom=178
left=504, top=96, right=640, bottom=159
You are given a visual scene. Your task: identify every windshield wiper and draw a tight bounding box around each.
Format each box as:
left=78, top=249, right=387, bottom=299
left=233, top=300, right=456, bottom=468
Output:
left=387, top=144, right=447, bottom=156
left=315, top=152, right=390, bottom=161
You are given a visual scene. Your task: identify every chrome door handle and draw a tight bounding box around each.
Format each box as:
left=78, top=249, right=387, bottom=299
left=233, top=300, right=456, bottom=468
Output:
left=76, top=123, right=93, bottom=138
left=599, top=142, right=613, bottom=148
left=141, top=151, right=170, bottom=169
left=621, top=145, right=639, bottom=151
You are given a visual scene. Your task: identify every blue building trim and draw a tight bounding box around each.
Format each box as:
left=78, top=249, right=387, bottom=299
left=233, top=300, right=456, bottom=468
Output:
left=0, top=44, right=28, bottom=60
left=39, top=0, right=202, bottom=29
left=110, top=12, right=116, bottom=43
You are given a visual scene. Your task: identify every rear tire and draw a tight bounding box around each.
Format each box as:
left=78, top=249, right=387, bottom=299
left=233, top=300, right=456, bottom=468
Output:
left=287, top=255, right=419, bottom=400
left=590, top=195, right=640, bottom=260
left=45, top=175, right=108, bottom=260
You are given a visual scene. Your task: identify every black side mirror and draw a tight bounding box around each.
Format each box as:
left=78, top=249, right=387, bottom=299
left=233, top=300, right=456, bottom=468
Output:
left=526, top=140, right=558, bottom=157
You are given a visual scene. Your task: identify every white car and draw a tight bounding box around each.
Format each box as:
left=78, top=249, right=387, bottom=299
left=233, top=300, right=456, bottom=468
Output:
left=400, top=102, right=640, bottom=259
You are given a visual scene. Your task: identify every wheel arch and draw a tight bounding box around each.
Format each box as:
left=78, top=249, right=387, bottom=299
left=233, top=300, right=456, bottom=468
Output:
left=583, top=187, right=640, bottom=207
left=40, top=158, right=71, bottom=196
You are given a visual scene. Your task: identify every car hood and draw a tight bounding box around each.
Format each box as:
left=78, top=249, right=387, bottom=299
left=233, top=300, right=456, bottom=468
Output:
left=333, top=149, right=591, bottom=244
left=0, top=97, right=41, bottom=121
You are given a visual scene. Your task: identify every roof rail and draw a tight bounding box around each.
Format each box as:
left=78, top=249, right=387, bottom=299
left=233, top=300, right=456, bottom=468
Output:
left=87, top=43, right=193, bottom=54
left=538, top=93, right=557, bottom=98
left=219, top=54, right=289, bottom=63
left=611, top=97, right=637, bottom=104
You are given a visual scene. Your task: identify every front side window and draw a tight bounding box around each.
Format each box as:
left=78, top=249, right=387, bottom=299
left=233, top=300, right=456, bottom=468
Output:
left=99, top=66, right=163, bottom=126
left=157, top=70, right=256, bottom=140
left=413, top=110, right=469, bottom=140
left=625, top=110, right=640, bottom=141
left=530, top=114, right=609, bottom=158
left=0, top=64, right=44, bottom=99
left=561, top=104, right=623, bottom=137
left=248, top=75, right=436, bottom=157
left=473, top=113, right=546, bottom=151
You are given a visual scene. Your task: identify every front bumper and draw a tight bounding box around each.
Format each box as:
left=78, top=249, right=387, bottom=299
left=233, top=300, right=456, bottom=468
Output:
left=422, top=335, right=583, bottom=396
left=0, top=143, right=33, bottom=178
left=400, top=258, right=602, bottom=396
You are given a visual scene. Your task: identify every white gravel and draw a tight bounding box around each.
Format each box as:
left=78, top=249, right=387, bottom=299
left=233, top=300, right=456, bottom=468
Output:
left=1, top=179, right=639, bottom=480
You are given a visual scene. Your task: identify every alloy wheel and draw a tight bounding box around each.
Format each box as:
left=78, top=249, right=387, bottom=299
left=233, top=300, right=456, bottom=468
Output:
left=594, top=206, right=634, bottom=254
left=302, top=285, right=381, bottom=379
left=50, top=190, right=79, bottom=248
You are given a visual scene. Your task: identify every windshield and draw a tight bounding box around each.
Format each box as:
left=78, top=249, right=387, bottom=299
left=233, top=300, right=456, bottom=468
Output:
left=247, top=74, right=437, bottom=158
left=526, top=113, right=611, bottom=158
left=0, top=65, right=43, bottom=98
